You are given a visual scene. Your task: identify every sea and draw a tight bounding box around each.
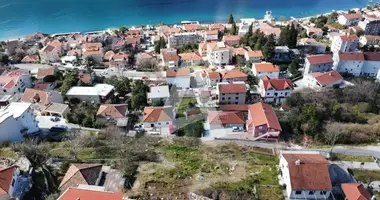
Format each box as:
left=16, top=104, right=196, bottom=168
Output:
left=0, top=0, right=373, bottom=40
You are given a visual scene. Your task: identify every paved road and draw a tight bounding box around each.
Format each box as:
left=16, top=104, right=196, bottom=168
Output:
left=208, top=139, right=380, bottom=157
left=330, top=161, right=380, bottom=171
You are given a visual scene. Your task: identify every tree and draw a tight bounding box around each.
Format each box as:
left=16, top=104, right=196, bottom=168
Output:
left=84, top=56, right=95, bottom=72
left=324, top=122, right=344, bottom=154
left=119, top=26, right=128, bottom=35
left=356, top=30, right=365, bottom=37
left=0, top=54, right=9, bottom=65
left=289, top=24, right=298, bottom=48
left=231, top=22, right=238, bottom=35
left=278, top=25, right=290, bottom=46
left=43, top=75, right=56, bottom=83
left=131, top=80, right=149, bottom=110
left=136, top=58, right=159, bottom=72
left=262, top=34, right=276, bottom=61
left=178, top=120, right=205, bottom=137
left=154, top=37, right=166, bottom=54
left=288, top=59, right=300, bottom=75
left=60, top=70, right=79, bottom=95
left=105, top=76, right=131, bottom=96
left=228, top=14, right=234, bottom=24
left=327, top=12, right=338, bottom=24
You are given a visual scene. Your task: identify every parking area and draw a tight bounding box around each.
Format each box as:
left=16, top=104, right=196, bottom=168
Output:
left=36, top=116, right=79, bottom=134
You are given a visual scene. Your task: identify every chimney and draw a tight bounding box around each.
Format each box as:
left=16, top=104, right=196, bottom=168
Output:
left=295, top=159, right=302, bottom=166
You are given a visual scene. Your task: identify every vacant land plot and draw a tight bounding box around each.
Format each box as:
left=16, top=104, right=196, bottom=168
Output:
left=349, top=169, right=380, bottom=183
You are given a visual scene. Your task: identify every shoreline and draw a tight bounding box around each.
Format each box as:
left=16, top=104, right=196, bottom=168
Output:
left=0, top=4, right=374, bottom=41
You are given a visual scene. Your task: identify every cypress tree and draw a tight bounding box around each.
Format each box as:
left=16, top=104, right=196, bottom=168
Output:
left=228, top=14, right=234, bottom=24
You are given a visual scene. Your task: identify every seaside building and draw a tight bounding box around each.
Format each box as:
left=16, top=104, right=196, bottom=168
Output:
left=142, top=106, right=175, bottom=135
left=334, top=52, right=380, bottom=77
left=338, top=13, right=362, bottom=26
left=245, top=50, right=264, bottom=62
left=0, top=70, right=32, bottom=96
left=303, top=70, right=344, bottom=90
left=0, top=102, right=39, bottom=143
left=252, top=62, right=280, bottom=79
left=179, top=52, right=203, bottom=67
left=216, top=82, right=247, bottom=105
left=358, top=14, right=380, bottom=36
left=238, top=19, right=257, bottom=36
left=298, top=38, right=327, bottom=54
left=207, top=42, right=232, bottom=68
left=204, top=30, right=219, bottom=41
left=82, top=42, right=104, bottom=63
left=39, top=42, right=62, bottom=63
left=246, top=102, right=281, bottom=140
left=258, top=76, right=293, bottom=104
left=222, top=35, right=240, bottom=46
left=331, top=35, right=359, bottom=53
left=167, top=32, right=202, bottom=48
left=303, top=55, right=334, bottom=75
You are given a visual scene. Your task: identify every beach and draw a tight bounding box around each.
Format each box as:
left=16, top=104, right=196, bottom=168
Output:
left=0, top=0, right=372, bottom=40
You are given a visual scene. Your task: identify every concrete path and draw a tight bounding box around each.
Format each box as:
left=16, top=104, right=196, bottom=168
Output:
left=330, top=161, right=380, bottom=171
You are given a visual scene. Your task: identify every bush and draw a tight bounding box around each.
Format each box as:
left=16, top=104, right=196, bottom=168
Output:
left=43, top=75, right=56, bottom=83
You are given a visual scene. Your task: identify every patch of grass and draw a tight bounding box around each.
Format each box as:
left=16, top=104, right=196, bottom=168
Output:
left=257, top=185, right=284, bottom=200
left=0, top=147, right=17, bottom=159
left=332, top=154, right=374, bottom=162
left=349, top=169, right=380, bottom=183
left=176, top=97, right=197, bottom=118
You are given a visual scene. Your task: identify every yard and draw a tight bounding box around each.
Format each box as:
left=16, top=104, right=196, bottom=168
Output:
left=332, top=154, right=374, bottom=162
left=128, top=139, right=283, bottom=199
left=175, top=97, right=198, bottom=118
left=348, top=169, right=380, bottom=183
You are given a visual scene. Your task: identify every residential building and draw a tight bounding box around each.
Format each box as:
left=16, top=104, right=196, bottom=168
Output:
left=252, top=62, right=280, bottom=79
left=238, top=19, right=256, bottom=36
left=41, top=103, right=70, bottom=118
left=207, top=111, right=245, bottom=130
left=207, top=42, right=232, bottom=67
left=39, top=44, right=61, bottom=63
left=341, top=183, right=372, bottom=200
left=217, top=82, right=247, bottom=105
left=233, top=47, right=249, bottom=57
left=109, top=52, right=129, bottom=69
left=33, top=82, right=57, bottom=91
left=5, top=40, right=19, bottom=55
left=218, top=104, right=249, bottom=112
left=246, top=102, right=281, bottom=140
left=21, top=55, right=39, bottom=63
left=358, top=14, right=380, bottom=36
left=331, top=35, right=359, bottom=53
left=303, top=70, right=344, bottom=89
left=59, top=163, right=103, bottom=192
left=279, top=151, right=332, bottom=199
left=58, top=186, right=123, bottom=200
left=273, top=46, right=300, bottom=61
left=304, top=54, right=334, bottom=75
left=0, top=102, right=39, bottom=142
left=0, top=166, right=31, bottom=200
left=220, top=69, right=248, bottom=82
left=205, top=71, right=221, bottom=87
left=66, top=84, right=114, bottom=103
left=25, top=32, right=45, bottom=44
left=204, top=30, right=219, bottom=41
left=147, top=85, right=170, bottom=105
left=258, top=76, right=293, bottom=104
left=82, top=42, right=104, bottom=63
left=0, top=70, right=32, bottom=95
left=298, top=38, right=326, bottom=54
left=183, top=24, right=202, bottom=32
left=167, top=32, right=202, bottom=48
left=198, top=42, right=208, bottom=57
left=66, top=33, right=82, bottom=48
left=333, top=52, right=365, bottom=76
left=222, top=35, right=240, bottom=46
left=136, top=52, right=154, bottom=64
left=306, top=27, right=324, bottom=37
left=338, top=13, right=362, bottom=26
left=244, top=50, right=264, bottom=62
left=359, top=35, right=380, bottom=46
left=78, top=73, right=94, bottom=85
left=96, top=104, right=128, bottom=124
left=209, top=24, right=225, bottom=32
left=166, top=68, right=191, bottom=88
left=21, top=88, right=64, bottom=105
left=126, top=29, right=144, bottom=39
left=142, top=106, right=174, bottom=130
left=36, top=66, right=58, bottom=80
left=359, top=52, right=380, bottom=76
left=179, top=52, right=202, bottom=67
left=162, top=53, right=180, bottom=68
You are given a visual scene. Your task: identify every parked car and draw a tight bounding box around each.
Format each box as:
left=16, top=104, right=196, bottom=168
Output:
left=49, top=125, right=68, bottom=133
left=232, top=126, right=244, bottom=132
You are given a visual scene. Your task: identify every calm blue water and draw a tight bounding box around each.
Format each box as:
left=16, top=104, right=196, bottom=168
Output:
left=0, top=0, right=372, bottom=39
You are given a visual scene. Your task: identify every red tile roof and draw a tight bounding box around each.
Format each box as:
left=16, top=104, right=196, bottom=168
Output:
left=363, top=35, right=380, bottom=41
left=58, top=188, right=123, bottom=200
left=78, top=74, right=92, bottom=84
left=96, top=104, right=127, bottom=119
left=163, top=53, right=180, bottom=62
left=262, top=76, right=293, bottom=90
left=0, top=166, right=15, bottom=196
left=254, top=63, right=280, bottom=72
left=340, top=35, right=359, bottom=42
left=221, top=70, right=248, bottom=79
left=364, top=52, right=380, bottom=61
left=223, top=35, right=240, bottom=41
left=166, top=68, right=190, bottom=77
left=338, top=52, right=365, bottom=61
left=37, top=66, right=56, bottom=79
left=59, top=164, right=102, bottom=192
left=218, top=82, right=246, bottom=94
left=281, top=153, right=332, bottom=191
left=247, top=102, right=281, bottom=131
left=209, top=24, right=225, bottom=31
left=67, top=49, right=82, bottom=56
left=21, top=55, right=39, bottom=63
left=112, top=52, right=129, bottom=61
left=21, top=88, right=61, bottom=105
left=207, top=71, right=221, bottom=80
left=219, top=104, right=249, bottom=112
left=306, top=54, right=333, bottom=64
left=233, top=47, right=248, bottom=56
left=246, top=50, right=264, bottom=58
left=206, top=30, right=218, bottom=35
left=343, top=13, right=362, bottom=19
left=143, top=107, right=174, bottom=122
left=179, top=52, right=202, bottom=61
left=184, top=24, right=202, bottom=31
left=311, top=70, right=343, bottom=86
left=341, top=183, right=371, bottom=200
left=208, top=111, right=245, bottom=125
left=43, top=45, right=56, bottom=53
left=104, top=51, right=115, bottom=60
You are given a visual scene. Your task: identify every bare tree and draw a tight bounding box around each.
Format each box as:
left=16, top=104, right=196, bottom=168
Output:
left=324, top=122, right=344, bottom=154
left=136, top=58, right=159, bottom=71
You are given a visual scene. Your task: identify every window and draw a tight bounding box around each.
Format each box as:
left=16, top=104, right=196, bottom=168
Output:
left=222, top=97, right=225, bottom=100
left=3, top=89, right=6, bottom=93
left=295, top=191, right=302, bottom=195
left=320, top=191, right=327, bottom=195
left=166, top=122, right=169, bottom=125
left=236, top=93, right=239, bottom=95
left=11, top=179, right=15, bottom=187
left=228, top=97, right=231, bottom=100
left=158, top=123, right=161, bottom=125
left=309, top=191, right=314, bottom=195
left=235, top=97, right=238, bottom=100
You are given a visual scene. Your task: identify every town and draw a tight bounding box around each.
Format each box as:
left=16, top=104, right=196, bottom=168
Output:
left=1, top=4, right=380, bottom=200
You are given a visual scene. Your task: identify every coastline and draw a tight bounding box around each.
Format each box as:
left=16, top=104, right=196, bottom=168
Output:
left=0, top=1, right=372, bottom=41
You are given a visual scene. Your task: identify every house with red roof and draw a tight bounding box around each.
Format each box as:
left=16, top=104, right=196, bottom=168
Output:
left=109, top=52, right=129, bottom=69
left=0, top=166, right=31, bottom=200
left=179, top=52, right=203, bottom=67
left=204, top=30, right=219, bottom=41
left=304, top=54, right=334, bottom=75
left=58, top=187, right=123, bottom=200
left=39, top=42, right=62, bottom=63
left=258, top=76, right=293, bottom=104
left=0, top=70, right=32, bottom=96
left=304, top=70, right=344, bottom=89
left=341, top=183, right=372, bottom=200
left=166, top=68, right=191, bottom=88
left=82, top=42, right=104, bottom=63
left=220, top=69, right=248, bottom=82
left=331, top=35, right=359, bottom=53
left=338, top=13, right=362, bottom=26
left=279, top=151, right=332, bottom=199
left=21, top=55, right=39, bottom=63
left=142, top=106, right=175, bottom=135
left=205, top=71, right=221, bottom=87
left=222, top=35, right=240, bottom=46
left=59, top=163, right=103, bottom=192
left=246, top=102, right=281, bottom=140
left=252, top=62, right=280, bottom=79
left=36, top=66, right=58, bottom=80
left=333, top=52, right=365, bottom=76
left=244, top=50, right=264, bottom=62
left=96, top=104, right=128, bottom=123
left=217, top=82, right=247, bottom=105
left=209, top=24, right=225, bottom=32
left=306, top=27, right=324, bottom=37
left=359, top=35, right=380, bottom=46
left=207, top=111, right=245, bottom=130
